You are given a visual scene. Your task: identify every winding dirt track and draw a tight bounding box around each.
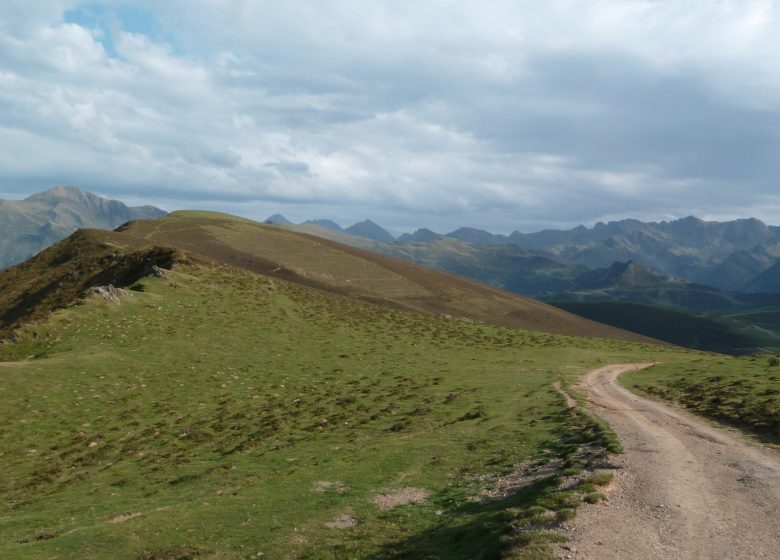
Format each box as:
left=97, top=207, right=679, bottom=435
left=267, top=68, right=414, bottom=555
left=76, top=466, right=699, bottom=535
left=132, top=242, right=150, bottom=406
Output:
left=558, top=364, right=780, bottom=560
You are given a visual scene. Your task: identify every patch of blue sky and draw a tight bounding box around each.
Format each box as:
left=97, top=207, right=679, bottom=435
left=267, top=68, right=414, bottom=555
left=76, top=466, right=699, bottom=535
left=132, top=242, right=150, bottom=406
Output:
left=64, top=2, right=176, bottom=59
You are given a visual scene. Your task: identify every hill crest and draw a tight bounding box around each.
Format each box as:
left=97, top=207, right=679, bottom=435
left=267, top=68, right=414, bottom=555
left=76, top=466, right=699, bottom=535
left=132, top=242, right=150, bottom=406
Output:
left=1, top=211, right=655, bottom=344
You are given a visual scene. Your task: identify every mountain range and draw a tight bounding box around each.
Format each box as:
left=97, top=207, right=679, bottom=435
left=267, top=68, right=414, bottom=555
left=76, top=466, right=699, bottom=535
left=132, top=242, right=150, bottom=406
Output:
left=0, top=186, right=166, bottom=269
left=268, top=213, right=780, bottom=294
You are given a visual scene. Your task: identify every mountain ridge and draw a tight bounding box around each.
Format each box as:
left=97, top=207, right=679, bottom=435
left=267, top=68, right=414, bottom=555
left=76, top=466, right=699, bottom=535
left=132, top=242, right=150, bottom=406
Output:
left=266, top=212, right=780, bottom=292
left=0, top=186, right=166, bottom=269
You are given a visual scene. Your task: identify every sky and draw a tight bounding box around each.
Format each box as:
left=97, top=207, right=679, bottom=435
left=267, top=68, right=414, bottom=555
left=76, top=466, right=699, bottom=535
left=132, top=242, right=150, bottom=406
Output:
left=1, top=0, right=779, bottom=235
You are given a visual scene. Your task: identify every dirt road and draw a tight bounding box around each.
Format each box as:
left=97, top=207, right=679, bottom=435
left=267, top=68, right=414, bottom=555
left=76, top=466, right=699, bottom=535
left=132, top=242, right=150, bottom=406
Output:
left=558, top=363, right=780, bottom=560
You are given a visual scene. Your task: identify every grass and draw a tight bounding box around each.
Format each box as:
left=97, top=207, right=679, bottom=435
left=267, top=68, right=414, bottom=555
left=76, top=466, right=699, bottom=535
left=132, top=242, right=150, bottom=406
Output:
left=0, top=260, right=687, bottom=559
left=622, top=358, right=780, bottom=445
left=583, top=472, right=613, bottom=487
left=583, top=493, right=606, bottom=504
left=2, top=212, right=770, bottom=558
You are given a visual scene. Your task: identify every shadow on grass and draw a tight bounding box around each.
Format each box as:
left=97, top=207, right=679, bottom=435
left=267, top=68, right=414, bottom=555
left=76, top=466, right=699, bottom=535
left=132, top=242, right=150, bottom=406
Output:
left=365, top=476, right=562, bottom=560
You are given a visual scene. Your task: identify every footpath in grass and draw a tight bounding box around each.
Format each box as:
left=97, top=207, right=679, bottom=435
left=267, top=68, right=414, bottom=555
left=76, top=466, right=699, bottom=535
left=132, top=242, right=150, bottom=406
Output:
left=0, top=263, right=688, bottom=559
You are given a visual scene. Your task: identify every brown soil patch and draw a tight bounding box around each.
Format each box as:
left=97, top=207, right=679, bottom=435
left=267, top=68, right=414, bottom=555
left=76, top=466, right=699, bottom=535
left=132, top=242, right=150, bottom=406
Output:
left=371, top=487, right=430, bottom=510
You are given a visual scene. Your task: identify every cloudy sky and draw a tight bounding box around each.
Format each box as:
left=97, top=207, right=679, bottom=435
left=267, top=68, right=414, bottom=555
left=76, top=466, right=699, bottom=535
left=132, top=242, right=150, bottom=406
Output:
left=1, top=1, right=779, bottom=234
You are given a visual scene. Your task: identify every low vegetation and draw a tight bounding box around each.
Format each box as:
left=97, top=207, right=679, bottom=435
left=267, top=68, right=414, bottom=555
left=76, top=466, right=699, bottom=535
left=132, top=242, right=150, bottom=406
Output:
left=0, top=257, right=685, bottom=559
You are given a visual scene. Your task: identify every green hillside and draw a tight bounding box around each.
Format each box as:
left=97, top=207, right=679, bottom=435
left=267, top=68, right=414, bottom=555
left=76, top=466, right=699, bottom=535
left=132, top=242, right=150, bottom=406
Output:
left=0, top=256, right=674, bottom=559
left=0, top=212, right=770, bottom=559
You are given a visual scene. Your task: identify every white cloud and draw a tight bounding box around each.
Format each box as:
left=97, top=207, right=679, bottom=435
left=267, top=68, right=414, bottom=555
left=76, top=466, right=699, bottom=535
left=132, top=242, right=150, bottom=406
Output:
left=0, top=0, right=779, bottom=233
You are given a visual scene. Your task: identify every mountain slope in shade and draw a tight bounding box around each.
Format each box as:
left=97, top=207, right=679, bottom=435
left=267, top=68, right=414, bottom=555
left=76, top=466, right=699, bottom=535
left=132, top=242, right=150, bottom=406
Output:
left=541, top=261, right=780, bottom=312
left=0, top=186, right=166, bottom=269
left=551, top=301, right=770, bottom=354
left=344, top=219, right=396, bottom=243
left=743, top=260, right=780, bottom=293
left=695, top=242, right=780, bottom=290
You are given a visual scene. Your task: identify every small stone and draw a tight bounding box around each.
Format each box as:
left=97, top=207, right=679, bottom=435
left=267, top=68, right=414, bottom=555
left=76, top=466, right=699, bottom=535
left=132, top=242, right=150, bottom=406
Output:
left=89, top=441, right=99, bottom=448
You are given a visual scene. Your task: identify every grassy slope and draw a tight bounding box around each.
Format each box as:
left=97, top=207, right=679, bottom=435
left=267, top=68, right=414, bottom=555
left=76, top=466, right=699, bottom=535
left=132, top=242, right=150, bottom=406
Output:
left=622, top=358, right=780, bottom=445
left=1, top=260, right=685, bottom=560
left=117, top=211, right=651, bottom=343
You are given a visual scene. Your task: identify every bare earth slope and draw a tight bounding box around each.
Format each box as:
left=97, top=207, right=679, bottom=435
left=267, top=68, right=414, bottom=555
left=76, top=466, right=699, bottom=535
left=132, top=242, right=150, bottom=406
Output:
left=560, top=364, right=780, bottom=559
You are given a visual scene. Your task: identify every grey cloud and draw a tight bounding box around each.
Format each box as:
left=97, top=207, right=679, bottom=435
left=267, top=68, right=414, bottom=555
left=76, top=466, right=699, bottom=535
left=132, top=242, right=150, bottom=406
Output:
left=265, top=160, right=312, bottom=177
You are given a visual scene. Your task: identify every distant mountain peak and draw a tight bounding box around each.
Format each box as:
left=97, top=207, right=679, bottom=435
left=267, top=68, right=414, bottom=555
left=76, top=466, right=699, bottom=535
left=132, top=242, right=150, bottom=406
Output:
left=444, top=227, right=507, bottom=245
left=264, top=214, right=293, bottom=225
left=344, top=219, right=395, bottom=243
left=25, top=185, right=94, bottom=202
